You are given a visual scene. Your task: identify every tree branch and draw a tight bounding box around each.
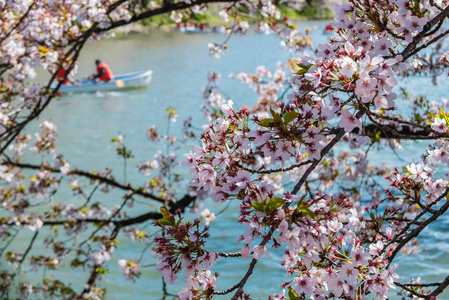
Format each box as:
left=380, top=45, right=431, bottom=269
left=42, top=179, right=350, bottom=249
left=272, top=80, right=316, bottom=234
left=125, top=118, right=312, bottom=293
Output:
left=395, top=282, right=428, bottom=298
left=4, top=194, right=195, bottom=228
left=18, top=231, right=39, bottom=266
left=4, top=161, right=167, bottom=203
left=430, top=275, right=449, bottom=297
left=0, top=38, right=87, bottom=155
left=363, top=123, right=445, bottom=139
left=387, top=187, right=449, bottom=267
left=401, top=5, right=449, bottom=60
left=407, top=28, right=449, bottom=59
left=95, top=0, right=238, bottom=34
left=0, top=2, right=35, bottom=44
left=240, top=160, right=311, bottom=174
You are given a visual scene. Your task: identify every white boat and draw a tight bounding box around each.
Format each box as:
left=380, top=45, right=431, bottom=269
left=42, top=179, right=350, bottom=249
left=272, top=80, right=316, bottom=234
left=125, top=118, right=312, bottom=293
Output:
left=52, top=70, right=153, bottom=93
left=175, top=26, right=220, bottom=34
left=184, top=28, right=220, bottom=34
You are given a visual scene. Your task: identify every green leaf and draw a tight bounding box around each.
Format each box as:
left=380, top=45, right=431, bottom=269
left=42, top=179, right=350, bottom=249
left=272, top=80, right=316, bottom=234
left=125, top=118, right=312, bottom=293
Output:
left=296, top=201, right=309, bottom=210
left=288, top=288, right=300, bottom=300
left=176, top=217, right=184, bottom=227
left=95, top=267, right=107, bottom=274
left=160, top=206, right=171, bottom=218
left=296, top=201, right=315, bottom=218
left=400, top=87, right=410, bottom=100
left=268, top=197, right=286, bottom=210
left=297, top=63, right=312, bottom=71
left=257, top=118, right=274, bottom=127
left=270, top=108, right=282, bottom=123
left=298, top=193, right=307, bottom=203
left=287, top=23, right=297, bottom=30
left=438, top=107, right=449, bottom=124
left=158, top=217, right=175, bottom=226
left=39, top=46, right=49, bottom=53
left=412, top=0, right=420, bottom=13
left=296, top=63, right=312, bottom=75
left=283, top=112, right=299, bottom=125
left=414, top=113, right=424, bottom=124
left=251, top=202, right=267, bottom=213
left=300, top=207, right=315, bottom=218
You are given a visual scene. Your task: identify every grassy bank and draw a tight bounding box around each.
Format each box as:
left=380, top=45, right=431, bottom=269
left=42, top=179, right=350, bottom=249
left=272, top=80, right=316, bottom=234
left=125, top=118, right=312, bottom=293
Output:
left=278, top=2, right=334, bottom=20
left=114, top=0, right=334, bottom=35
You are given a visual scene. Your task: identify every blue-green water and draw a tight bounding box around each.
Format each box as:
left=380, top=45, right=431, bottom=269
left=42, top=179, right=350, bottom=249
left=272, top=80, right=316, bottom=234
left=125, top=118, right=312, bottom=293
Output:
left=17, top=21, right=449, bottom=299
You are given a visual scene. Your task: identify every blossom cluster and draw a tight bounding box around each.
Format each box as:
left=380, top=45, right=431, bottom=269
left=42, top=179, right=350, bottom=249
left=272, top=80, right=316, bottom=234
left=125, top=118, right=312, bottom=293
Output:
left=154, top=209, right=219, bottom=299
left=154, top=1, right=449, bottom=298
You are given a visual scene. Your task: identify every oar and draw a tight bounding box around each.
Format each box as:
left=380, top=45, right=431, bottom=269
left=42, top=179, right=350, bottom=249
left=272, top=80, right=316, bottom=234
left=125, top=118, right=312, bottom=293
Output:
left=115, top=80, right=125, bottom=88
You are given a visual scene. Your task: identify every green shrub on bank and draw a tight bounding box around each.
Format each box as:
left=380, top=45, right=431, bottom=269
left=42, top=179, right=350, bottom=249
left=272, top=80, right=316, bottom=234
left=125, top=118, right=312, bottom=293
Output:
left=137, top=0, right=334, bottom=29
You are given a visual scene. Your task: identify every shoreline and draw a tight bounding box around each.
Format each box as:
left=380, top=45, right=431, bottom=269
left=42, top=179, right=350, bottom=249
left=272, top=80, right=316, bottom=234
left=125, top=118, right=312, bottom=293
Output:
left=113, top=2, right=335, bottom=36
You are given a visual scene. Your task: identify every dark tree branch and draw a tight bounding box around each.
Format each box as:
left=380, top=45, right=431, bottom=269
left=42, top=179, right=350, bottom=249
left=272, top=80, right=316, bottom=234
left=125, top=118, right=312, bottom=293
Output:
left=397, top=275, right=449, bottom=299
left=291, top=127, right=348, bottom=195
left=0, top=38, right=87, bottom=155
left=4, top=194, right=195, bottom=228
left=4, top=161, right=167, bottom=203
left=407, top=28, right=449, bottom=59
left=363, top=123, right=447, bottom=139
left=232, top=257, right=258, bottom=298
left=79, top=194, right=134, bottom=247
left=240, top=160, right=311, bottom=174
left=217, top=252, right=242, bottom=257
left=214, top=282, right=240, bottom=295
left=81, top=225, right=121, bottom=296
left=118, top=193, right=196, bottom=226
left=399, top=282, right=441, bottom=287
left=359, top=102, right=449, bottom=138
left=401, top=5, right=449, bottom=60
left=18, top=231, right=39, bottom=266
left=424, top=19, right=444, bottom=37
left=387, top=187, right=449, bottom=267
left=98, top=0, right=238, bottom=32
left=395, top=282, right=428, bottom=298
left=364, top=114, right=449, bottom=140
left=430, top=275, right=449, bottom=297
left=0, top=2, right=35, bottom=44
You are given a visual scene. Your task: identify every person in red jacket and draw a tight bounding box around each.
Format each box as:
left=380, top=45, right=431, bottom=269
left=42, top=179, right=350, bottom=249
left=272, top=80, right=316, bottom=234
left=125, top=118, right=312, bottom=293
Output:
left=92, top=59, right=114, bottom=81
left=56, top=68, right=71, bottom=84
left=56, top=66, right=80, bottom=86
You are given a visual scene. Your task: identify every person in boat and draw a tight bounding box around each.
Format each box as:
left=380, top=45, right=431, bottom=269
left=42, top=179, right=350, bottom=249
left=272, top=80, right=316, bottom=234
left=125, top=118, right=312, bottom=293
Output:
left=56, top=65, right=80, bottom=86
left=324, top=24, right=334, bottom=33
left=91, top=59, right=114, bottom=81
left=183, top=22, right=191, bottom=30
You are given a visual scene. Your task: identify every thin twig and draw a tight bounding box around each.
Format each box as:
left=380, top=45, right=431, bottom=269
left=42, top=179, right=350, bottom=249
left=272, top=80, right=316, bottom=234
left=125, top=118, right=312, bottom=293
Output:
left=5, top=161, right=167, bottom=203
left=400, top=5, right=449, bottom=60
left=387, top=188, right=449, bottom=267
